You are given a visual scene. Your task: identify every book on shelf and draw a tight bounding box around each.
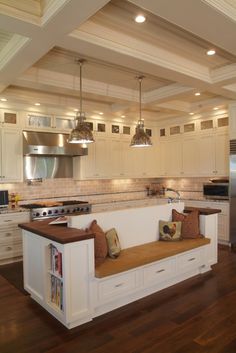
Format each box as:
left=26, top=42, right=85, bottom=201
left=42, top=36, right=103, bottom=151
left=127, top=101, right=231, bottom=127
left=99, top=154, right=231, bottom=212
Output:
left=51, top=274, right=63, bottom=311
left=50, top=244, right=62, bottom=277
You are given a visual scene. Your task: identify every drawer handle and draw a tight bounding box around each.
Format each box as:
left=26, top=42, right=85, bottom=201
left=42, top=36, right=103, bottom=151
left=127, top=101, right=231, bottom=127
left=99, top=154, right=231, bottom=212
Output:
left=5, top=232, right=12, bottom=237
left=188, top=257, right=196, bottom=262
left=156, top=269, right=165, bottom=273
left=6, top=246, right=12, bottom=251
left=4, top=220, right=11, bottom=222
left=114, top=283, right=124, bottom=288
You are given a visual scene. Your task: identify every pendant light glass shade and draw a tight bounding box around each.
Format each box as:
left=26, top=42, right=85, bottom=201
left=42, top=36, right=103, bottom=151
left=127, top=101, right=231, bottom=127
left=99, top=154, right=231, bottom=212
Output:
left=68, top=60, right=95, bottom=144
left=130, top=76, right=152, bottom=147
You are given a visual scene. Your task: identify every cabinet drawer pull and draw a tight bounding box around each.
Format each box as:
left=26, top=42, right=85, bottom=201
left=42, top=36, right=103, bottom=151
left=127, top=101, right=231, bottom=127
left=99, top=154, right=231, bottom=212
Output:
left=3, top=220, right=11, bottom=222
left=114, top=283, right=123, bottom=288
left=188, top=257, right=196, bottom=262
left=156, top=269, right=165, bottom=273
left=5, top=232, right=12, bottom=237
left=6, top=246, right=12, bottom=251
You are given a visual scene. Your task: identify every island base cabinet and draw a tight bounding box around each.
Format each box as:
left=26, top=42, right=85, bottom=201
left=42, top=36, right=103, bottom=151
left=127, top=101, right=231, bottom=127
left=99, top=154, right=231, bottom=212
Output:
left=23, top=230, right=95, bottom=329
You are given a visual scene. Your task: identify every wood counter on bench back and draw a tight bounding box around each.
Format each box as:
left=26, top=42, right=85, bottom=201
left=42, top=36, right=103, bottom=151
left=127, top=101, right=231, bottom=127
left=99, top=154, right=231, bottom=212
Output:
left=184, top=207, right=221, bottom=215
left=19, top=219, right=94, bottom=244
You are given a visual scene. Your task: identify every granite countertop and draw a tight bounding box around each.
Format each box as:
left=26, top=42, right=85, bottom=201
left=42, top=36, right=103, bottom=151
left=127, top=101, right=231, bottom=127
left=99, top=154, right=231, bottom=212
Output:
left=0, top=207, right=30, bottom=214
left=19, top=219, right=94, bottom=244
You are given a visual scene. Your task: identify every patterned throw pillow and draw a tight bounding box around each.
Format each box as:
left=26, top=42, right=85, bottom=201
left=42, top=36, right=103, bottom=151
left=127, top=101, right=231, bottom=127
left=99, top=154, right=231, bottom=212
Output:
left=105, top=228, right=121, bottom=258
left=89, top=220, right=108, bottom=265
left=172, top=209, right=203, bottom=239
left=159, top=220, right=182, bottom=241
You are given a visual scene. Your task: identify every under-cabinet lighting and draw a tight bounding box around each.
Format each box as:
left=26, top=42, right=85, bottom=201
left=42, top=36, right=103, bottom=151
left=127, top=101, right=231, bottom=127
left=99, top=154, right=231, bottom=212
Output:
left=195, top=92, right=201, bottom=96
left=189, top=112, right=194, bottom=115
left=0, top=98, right=7, bottom=102
left=35, top=102, right=40, bottom=106
left=121, top=115, right=126, bottom=118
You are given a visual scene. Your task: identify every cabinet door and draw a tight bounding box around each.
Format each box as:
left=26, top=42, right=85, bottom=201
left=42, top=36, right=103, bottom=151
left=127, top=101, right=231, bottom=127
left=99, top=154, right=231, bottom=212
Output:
left=1, top=128, right=23, bottom=182
left=215, top=131, right=229, bottom=176
left=164, top=138, right=182, bottom=176
left=197, top=134, right=215, bottom=176
left=94, top=136, right=110, bottom=178
left=182, top=136, right=199, bottom=176
left=110, top=138, right=124, bottom=178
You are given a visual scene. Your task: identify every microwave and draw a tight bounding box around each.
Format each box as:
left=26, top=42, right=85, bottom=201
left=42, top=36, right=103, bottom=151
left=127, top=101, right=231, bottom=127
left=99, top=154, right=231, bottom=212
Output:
left=203, top=183, right=229, bottom=200
left=0, top=190, right=9, bottom=208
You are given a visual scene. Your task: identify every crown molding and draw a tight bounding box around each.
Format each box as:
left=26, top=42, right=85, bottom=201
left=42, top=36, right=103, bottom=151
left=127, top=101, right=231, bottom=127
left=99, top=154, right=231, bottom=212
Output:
left=0, top=34, right=29, bottom=71
left=69, top=22, right=211, bottom=84
left=211, top=64, right=236, bottom=85
left=16, top=67, right=140, bottom=102
left=144, top=83, right=194, bottom=103
left=203, top=0, right=236, bottom=22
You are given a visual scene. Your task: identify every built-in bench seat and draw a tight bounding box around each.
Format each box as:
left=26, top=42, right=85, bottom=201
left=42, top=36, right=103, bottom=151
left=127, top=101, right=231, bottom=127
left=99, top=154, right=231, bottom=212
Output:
left=95, top=237, right=211, bottom=278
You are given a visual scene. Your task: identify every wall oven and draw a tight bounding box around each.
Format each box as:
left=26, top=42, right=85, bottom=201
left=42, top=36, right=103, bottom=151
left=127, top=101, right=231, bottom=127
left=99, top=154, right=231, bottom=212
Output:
left=203, top=182, right=229, bottom=200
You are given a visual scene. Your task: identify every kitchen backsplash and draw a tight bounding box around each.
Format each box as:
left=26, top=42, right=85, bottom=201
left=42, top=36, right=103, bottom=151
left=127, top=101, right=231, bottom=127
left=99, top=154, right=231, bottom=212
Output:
left=0, top=177, right=216, bottom=204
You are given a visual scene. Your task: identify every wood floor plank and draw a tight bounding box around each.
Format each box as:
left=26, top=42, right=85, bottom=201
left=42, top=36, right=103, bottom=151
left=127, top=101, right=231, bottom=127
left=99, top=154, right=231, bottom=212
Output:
left=1, top=246, right=236, bottom=353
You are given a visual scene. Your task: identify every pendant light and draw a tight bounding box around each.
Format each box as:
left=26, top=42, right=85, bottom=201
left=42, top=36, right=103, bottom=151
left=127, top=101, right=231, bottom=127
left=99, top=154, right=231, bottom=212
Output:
left=68, top=59, right=95, bottom=144
left=130, top=76, right=152, bottom=147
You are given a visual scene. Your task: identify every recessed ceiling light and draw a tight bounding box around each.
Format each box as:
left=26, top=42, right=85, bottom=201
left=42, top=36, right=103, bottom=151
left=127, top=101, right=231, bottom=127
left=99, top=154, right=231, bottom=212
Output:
left=0, top=98, right=7, bottom=102
left=99, top=112, right=103, bottom=115
left=35, top=102, right=40, bottom=106
left=189, top=112, right=194, bottom=115
left=195, top=92, right=201, bottom=96
left=121, top=115, right=126, bottom=118
left=135, top=14, right=146, bottom=23
left=213, top=107, right=219, bottom=110
left=207, top=49, right=216, bottom=56
left=74, top=109, right=79, bottom=112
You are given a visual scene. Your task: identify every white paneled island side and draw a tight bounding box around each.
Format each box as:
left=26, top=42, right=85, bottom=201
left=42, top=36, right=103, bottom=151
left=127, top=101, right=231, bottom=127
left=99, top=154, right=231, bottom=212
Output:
left=19, top=202, right=219, bottom=329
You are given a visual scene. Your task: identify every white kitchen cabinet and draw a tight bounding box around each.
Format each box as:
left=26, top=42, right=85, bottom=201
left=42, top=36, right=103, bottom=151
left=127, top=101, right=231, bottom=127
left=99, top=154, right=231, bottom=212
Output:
left=197, top=130, right=229, bottom=177
left=215, top=131, right=229, bottom=176
left=1, top=128, right=23, bottom=182
left=75, top=135, right=110, bottom=179
left=0, top=211, right=30, bottom=264
left=182, top=135, right=200, bottom=176
left=229, top=103, right=236, bottom=140
left=184, top=200, right=229, bottom=244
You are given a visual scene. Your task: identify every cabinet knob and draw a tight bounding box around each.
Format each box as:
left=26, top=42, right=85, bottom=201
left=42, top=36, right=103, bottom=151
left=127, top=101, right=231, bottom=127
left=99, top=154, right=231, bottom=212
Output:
left=5, top=232, right=12, bottom=237
left=6, top=246, right=12, bottom=251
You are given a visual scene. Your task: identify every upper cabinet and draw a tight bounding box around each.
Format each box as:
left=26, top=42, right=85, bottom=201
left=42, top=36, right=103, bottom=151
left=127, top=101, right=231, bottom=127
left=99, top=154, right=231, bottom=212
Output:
left=229, top=103, right=236, bottom=140
left=0, top=128, right=23, bottom=182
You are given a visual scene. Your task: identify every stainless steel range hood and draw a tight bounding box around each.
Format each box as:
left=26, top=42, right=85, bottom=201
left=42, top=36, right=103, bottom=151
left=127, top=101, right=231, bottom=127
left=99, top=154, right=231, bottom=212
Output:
left=23, top=131, right=88, bottom=180
left=23, top=131, right=88, bottom=156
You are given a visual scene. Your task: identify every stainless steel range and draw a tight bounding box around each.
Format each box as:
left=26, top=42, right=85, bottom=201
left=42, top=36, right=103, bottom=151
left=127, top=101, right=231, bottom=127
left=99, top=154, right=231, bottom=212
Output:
left=21, top=200, right=91, bottom=220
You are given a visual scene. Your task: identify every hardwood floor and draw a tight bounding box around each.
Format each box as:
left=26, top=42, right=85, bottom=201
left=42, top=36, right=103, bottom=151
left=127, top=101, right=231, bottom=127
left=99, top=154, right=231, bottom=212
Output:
left=1, top=246, right=236, bottom=353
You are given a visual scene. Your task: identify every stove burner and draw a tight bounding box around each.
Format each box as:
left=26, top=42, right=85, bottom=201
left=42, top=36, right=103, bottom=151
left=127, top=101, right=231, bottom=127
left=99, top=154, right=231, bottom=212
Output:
left=21, top=200, right=91, bottom=220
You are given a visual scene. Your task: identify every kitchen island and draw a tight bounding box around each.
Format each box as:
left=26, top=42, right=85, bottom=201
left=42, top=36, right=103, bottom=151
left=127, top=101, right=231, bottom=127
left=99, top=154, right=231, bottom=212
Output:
left=19, top=203, right=219, bottom=329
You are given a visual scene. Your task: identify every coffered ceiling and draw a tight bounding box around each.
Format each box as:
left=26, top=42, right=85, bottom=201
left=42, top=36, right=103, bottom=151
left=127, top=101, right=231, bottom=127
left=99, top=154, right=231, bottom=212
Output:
left=0, top=0, right=236, bottom=123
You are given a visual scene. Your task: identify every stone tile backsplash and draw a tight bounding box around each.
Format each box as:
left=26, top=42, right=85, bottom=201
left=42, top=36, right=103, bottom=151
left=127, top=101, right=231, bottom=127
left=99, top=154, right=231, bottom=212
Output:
left=0, top=176, right=215, bottom=204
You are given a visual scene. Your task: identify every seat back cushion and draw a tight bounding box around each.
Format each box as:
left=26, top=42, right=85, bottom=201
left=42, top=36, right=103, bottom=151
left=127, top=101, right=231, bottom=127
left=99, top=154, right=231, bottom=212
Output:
left=105, top=228, right=121, bottom=258
left=89, top=220, right=108, bottom=265
left=172, top=209, right=203, bottom=239
left=159, top=220, right=182, bottom=241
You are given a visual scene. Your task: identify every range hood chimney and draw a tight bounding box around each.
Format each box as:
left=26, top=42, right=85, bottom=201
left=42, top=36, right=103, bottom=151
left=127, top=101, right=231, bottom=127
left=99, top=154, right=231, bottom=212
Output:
left=23, top=131, right=88, bottom=156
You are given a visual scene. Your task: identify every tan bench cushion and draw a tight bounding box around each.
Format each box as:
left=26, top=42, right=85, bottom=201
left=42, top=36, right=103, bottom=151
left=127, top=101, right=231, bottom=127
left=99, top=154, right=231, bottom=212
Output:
left=95, top=238, right=210, bottom=278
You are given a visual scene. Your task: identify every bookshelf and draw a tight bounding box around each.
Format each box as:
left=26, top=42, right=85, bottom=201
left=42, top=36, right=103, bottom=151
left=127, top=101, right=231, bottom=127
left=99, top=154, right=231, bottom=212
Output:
left=48, top=244, right=63, bottom=311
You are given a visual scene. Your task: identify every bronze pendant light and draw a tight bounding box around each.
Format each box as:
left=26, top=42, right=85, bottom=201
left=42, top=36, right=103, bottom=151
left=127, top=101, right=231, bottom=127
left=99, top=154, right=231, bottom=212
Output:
left=130, top=76, right=152, bottom=147
left=68, top=59, right=95, bottom=144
